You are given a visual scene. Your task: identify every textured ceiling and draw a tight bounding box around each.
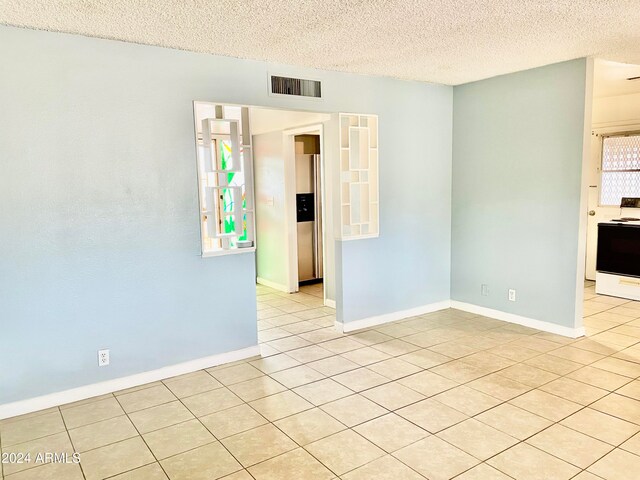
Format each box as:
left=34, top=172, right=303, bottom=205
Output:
left=1, top=0, right=640, bottom=85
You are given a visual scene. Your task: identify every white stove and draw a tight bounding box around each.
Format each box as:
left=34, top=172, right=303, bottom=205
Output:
left=596, top=199, right=640, bottom=300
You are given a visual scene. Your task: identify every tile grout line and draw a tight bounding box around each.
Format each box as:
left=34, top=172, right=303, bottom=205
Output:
left=109, top=389, right=175, bottom=480
left=169, top=379, right=262, bottom=480
left=57, top=405, right=88, bottom=480
left=256, top=286, right=640, bottom=478
left=4, top=283, right=639, bottom=479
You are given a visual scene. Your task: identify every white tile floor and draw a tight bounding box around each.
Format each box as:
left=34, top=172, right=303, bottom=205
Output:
left=1, top=281, right=639, bottom=479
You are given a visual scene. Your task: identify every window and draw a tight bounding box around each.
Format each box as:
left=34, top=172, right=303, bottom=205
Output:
left=600, top=133, right=640, bottom=206
left=193, top=102, right=255, bottom=255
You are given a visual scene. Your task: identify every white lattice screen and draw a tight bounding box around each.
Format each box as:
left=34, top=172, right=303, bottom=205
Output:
left=339, top=113, right=379, bottom=239
left=194, top=103, right=255, bottom=255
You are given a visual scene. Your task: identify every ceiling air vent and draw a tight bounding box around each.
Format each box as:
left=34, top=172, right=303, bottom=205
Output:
left=270, top=75, right=321, bottom=98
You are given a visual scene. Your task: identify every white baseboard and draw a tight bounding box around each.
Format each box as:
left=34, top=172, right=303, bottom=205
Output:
left=0, top=345, right=260, bottom=421
left=451, top=301, right=585, bottom=338
left=256, top=277, right=290, bottom=293
left=325, top=299, right=336, bottom=308
left=335, top=299, right=585, bottom=339
left=338, top=300, right=452, bottom=333
left=1, top=297, right=585, bottom=419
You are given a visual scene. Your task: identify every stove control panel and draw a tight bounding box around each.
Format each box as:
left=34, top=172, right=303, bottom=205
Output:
left=621, top=197, right=640, bottom=208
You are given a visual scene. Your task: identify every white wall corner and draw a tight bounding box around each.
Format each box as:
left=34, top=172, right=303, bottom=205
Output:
left=325, top=298, right=336, bottom=308
left=451, top=301, right=585, bottom=338
left=283, top=131, right=299, bottom=294
left=574, top=56, right=595, bottom=333
left=0, top=345, right=260, bottom=421
left=340, top=300, right=452, bottom=333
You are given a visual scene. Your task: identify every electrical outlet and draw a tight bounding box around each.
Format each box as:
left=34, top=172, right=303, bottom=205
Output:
left=481, top=284, right=489, bottom=296
left=98, top=349, right=110, bottom=367
left=508, top=289, right=516, bottom=302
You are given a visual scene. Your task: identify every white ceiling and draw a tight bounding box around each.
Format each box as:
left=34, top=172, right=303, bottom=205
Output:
left=594, top=59, right=640, bottom=98
left=1, top=0, right=640, bottom=85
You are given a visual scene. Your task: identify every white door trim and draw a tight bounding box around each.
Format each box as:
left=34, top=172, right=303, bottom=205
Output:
left=574, top=57, right=593, bottom=334
left=282, top=124, right=328, bottom=304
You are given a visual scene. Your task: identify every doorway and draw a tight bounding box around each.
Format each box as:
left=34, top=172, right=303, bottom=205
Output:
left=584, top=59, right=640, bottom=281
left=574, top=58, right=640, bottom=338
left=251, top=108, right=332, bottom=307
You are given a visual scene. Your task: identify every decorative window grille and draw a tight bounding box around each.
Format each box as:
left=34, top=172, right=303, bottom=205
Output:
left=600, top=133, right=640, bottom=206
left=194, top=103, right=255, bottom=255
left=339, top=113, right=379, bottom=239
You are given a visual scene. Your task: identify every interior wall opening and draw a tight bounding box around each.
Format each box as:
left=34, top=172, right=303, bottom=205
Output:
left=581, top=58, right=640, bottom=317
left=250, top=107, right=333, bottom=313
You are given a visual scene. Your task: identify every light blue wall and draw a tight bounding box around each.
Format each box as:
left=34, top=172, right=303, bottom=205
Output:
left=339, top=83, right=453, bottom=321
left=0, top=25, right=453, bottom=404
left=0, top=26, right=260, bottom=404
left=451, top=59, right=587, bottom=328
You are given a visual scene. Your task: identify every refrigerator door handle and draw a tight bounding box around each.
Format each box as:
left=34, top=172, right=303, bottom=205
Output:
left=313, top=154, right=323, bottom=278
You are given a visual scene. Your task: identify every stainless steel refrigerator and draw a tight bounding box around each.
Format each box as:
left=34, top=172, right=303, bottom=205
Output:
left=296, top=152, right=323, bottom=283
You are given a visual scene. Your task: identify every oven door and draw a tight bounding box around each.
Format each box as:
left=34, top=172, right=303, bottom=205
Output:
left=596, top=223, right=640, bottom=278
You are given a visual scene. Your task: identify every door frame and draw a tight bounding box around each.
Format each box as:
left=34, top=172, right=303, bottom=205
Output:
left=585, top=124, right=640, bottom=281
left=573, top=58, right=594, bottom=336
left=282, top=124, right=328, bottom=305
